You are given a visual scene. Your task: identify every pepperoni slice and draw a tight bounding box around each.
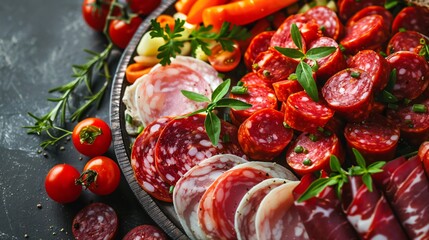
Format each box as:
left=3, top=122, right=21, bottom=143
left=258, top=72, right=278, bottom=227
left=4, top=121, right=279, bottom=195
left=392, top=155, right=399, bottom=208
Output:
left=72, top=203, right=118, bottom=240
left=338, top=0, right=385, bottom=21
left=387, top=31, right=427, bottom=55
left=419, top=142, right=429, bottom=175
left=238, top=108, right=294, bottom=161
left=252, top=48, right=299, bottom=84
left=123, top=225, right=167, bottom=240
left=391, top=6, right=429, bottom=36
left=244, top=31, right=275, bottom=69
left=239, top=72, right=271, bottom=88
left=346, top=5, right=393, bottom=31
left=304, top=6, right=343, bottom=40
left=272, top=79, right=303, bottom=102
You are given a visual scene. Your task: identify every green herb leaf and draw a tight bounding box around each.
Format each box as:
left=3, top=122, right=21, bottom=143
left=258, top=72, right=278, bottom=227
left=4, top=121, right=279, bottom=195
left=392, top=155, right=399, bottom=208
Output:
left=412, top=104, right=428, bottom=113
left=385, top=0, right=399, bottom=9
left=290, top=23, right=303, bottom=50
left=205, top=111, right=221, bottom=146
left=362, top=173, right=373, bottom=192
left=386, top=68, right=397, bottom=91
left=330, top=155, right=342, bottom=173
left=381, top=90, right=398, bottom=103
left=216, top=98, right=252, bottom=110
left=296, top=61, right=319, bottom=102
left=230, top=86, right=248, bottom=95
left=274, top=47, right=305, bottom=59
left=352, top=148, right=367, bottom=168
left=306, top=47, right=336, bottom=60
left=181, top=90, right=210, bottom=102
left=368, top=161, right=386, bottom=172
left=212, top=79, right=231, bottom=102
left=297, top=177, right=339, bottom=202
left=180, top=108, right=208, bottom=118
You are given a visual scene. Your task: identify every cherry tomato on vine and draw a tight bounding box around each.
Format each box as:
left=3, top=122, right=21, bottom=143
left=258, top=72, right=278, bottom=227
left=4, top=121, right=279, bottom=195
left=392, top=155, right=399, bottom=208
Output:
left=82, top=0, right=113, bottom=32
left=76, top=156, right=121, bottom=195
left=45, top=164, right=82, bottom=203
left=72, top=118, right=112, bottom=157
left=208, top=43, right=241, bottom=72
left=109, top=16, right=143, bottom=49
left=127, top=0, right=161, bottom=15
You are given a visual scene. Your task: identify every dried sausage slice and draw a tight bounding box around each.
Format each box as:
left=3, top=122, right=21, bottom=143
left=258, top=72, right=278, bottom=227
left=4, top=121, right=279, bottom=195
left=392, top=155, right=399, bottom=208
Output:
left=387, top=31, right=427, bottom=55
left=304, top=6, right=343, bottom=40
left=272, top=79, right=303, bottom=102
left=239, top=72, right=271, bottom=88
left=244, top=31, right=275, bottom=69
left=122, top=225, right=167, bottom=240
left=346, top=5, right=393, bottom=32
left=338, top=0, right=385, bottom=21
left=391, top=6, right=429, bottom=36
left=252, top=48, right=299, bottom=84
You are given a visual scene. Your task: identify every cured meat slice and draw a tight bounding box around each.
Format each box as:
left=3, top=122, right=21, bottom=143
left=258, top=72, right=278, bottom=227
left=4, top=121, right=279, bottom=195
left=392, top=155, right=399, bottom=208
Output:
left=122, top=225, right=167, bottom=240
left=340, top=15, right=389, bottom=54
left=131, top=117, right=173, bottom=202
left=386, top=51, right=429, bottom=100
left=346, top=5, right=393, bottom=32
left=373, top=156, right=407, bottom=187
left=304, top=6, right=343, bottom=40
left=338, top=0, right=385, bottom=21
left=348, top=50, right=390, bottom=92
left=173, top=154, right=247, bottom=240
left=239, top=72, right=271, bottom=88
left=293, top=174, right=359, bottom=240
left=255, top=181, right=309, bottom=240
left=419, top=142, right=429, bottom=175
left=229, top=84, right=277, bottom=125
left=386, top=99, right=429, bottom=146
left=72, top=203, right=118, bottom=240
left=155, top=114, right=245, bottom=185
left=342, top=177, right=408, bottom=240
left=387, top=30, right=427, bottom=55
left=285, top=131, right=343, bottom=176
left=198, top=162, right=297, bottom=239
left=344, top=114, right=400, bottom=163
left=322, top=68, right=374, bottom=122
left=272, top=79, right=303, bottom=102
left=244, top=31, right=275, bottom=69
left=391, top=6, right=429, bottom=36
left=284, top=91, right=334, bottom=133
left=306, top=37, right=347, bottom=82
left=238, top=108, right=294, bottom=161
left=235, top=178, right=289, bottom=240
left=252, top=48, right=299, bottom=84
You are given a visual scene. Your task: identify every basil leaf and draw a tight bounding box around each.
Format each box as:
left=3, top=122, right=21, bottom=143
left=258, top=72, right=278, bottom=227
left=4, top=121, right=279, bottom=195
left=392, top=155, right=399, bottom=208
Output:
left=349, top=166, right=365, bottom=175
left=177, top=108, right=207, bottom=118
left=352, top=148, right=367, bottom=168
left=205, top=111, right=221, bottom=146
left=290, top=23, right=303, bottom=51
left=181, top=90, right=210, bottom=102
left=275, top=47, right=305, bottom=59
left=212, top=79, right=231, bottom=102
left=297, top=177, right=338, bottom=202
left=380, top=90, right=398, bottom=103
left=329, top=155, right=342, bottom=173
left=306, top=47, right=336, bottom=60
left=368, top=161, right=386, bottom=170
left=362, top=173, right=373, bottom=192
left=216, top=98, right=252, bottom=110
left=296, top=61, right=319, bottom=102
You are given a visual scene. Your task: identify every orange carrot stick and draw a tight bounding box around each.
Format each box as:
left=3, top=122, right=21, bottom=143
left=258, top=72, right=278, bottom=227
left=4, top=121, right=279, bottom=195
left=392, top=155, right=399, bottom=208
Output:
left=156, top=14, right=175, bottom=31
left=125, top=63, right=153, bottom=84
left=186, top=0, right=229, bottom=25
left=175, top=0, right=198, bottom=15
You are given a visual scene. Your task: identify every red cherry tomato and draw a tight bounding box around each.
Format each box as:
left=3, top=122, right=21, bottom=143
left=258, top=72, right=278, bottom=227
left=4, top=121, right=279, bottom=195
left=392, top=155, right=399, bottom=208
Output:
left=45, top=164, right=82, bottom=203
left=109, top=16, right=143, bottom=49
left=208, top=43, right=241, bottom=72
left=82, top=0, right=112, bottom=32
left=78, top=156, right=121, bottom=195
left=127, top=0, right=162, bottom=15
left=72, top=118, right=112, bottom=157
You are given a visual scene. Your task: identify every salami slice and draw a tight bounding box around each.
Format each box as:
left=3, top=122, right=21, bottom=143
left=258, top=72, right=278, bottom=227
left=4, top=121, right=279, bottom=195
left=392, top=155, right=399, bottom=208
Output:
left=419, top=142, right=429, bottom=175
left=244, top=31, right=275, bottom=69
left=72, top=203, right=118, bottom=240
left=386, top=51, right=429, bottom=100
left=234, top=178, right=289, bottom=240
left=285, top=131, right=343, bottom=176
left=239, top=72, right=271, bottom=88
left=122, top=225, right=167, bottom=240
left=238, top=108, right=294, bottom=161
left=173, top=154, right=247, bottom=240
left=131, top=117, right=173, bottom=202
left=340, top=15, right=389, bottom=54
left=347, top=50, right=390, bottom=92
left=322, top=68, right=374, bottom=122
left=346, top=5, right=393, bottom=32
left=252, top=48, right=299, bottom=84
left=344, top=114, right=400, bottom=163
left=284, top=91, right=334, bottom=133
left=272, top=79, right=303, bottom=102
left=391, top=6, right=429, bottom=36
left=255, top=181, right=309, bottom=240
left=387, top=30, right=427, bottom=55
left=155, top=114, right=245, bottom=185
left=304, top=6, right=343, bottom=40
left=338, top=0, right=385, bottom=21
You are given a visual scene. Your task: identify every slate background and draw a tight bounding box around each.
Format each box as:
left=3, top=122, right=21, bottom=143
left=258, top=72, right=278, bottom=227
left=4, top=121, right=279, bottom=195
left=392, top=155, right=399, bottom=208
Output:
left=0, top=0, right=157, bottom=239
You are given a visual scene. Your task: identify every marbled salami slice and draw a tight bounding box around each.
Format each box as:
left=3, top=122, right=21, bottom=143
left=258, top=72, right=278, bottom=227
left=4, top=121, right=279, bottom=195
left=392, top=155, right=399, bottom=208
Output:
left=387, top=30, right=427, bottom=55
left=304, top=6, right=343, bottom=40
left=155, top=114, right=245, bottom=185
left=272, top=79, right=303, bottom=102
left=72, top=203, right=118, bottom=240
left=338, top=0, right=385, bottom=21
left=346, top=5, right=393, bottom=32
left=173, top=154, right=247, bottom=240
left=255, top=181, right=309, bottom=240
left=252, top=48, right=299, bottom=84
left=239, top=72, right=271, bottom=88
left=122, top=225, right=167, bottom=240
left=238, top=108, right=294, bottom=161
left=284, top=91, right=334, bottom=133
left=391, top=6, right=429, bottom=36
left=244, top=31, right=275, bottom=69
left=419, top=142, right=429, bottom=175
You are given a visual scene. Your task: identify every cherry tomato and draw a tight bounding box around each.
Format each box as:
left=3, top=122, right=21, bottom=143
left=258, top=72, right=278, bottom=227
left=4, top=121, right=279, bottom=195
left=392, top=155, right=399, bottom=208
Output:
left=72, top=118, right=112, bottom=157
left=82, top=0, right=112, bottom=32
left=109, top=16, right=143, bottom=49
left=208, top=43, right=241, bottom=72
left=78, top=156, right=121, bottom=195
left=45, top=164, right=82, bottom=203
left=127, top=0, right=161, bottom=15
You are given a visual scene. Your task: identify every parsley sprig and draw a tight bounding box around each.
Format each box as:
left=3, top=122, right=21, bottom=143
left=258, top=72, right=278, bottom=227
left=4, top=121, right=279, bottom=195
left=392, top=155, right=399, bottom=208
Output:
left=150, top=19, right=250, bottom=66
left=298, top=148, right=386, bottom=202
left=181, top=79, right=251, bottom=146
left=275, top=24, right=336, bottom=102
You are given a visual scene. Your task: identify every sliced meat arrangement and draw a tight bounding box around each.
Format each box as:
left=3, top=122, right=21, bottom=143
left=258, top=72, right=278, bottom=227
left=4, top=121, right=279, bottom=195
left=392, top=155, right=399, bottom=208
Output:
left=244, top=31, right=275, bottom=69
left=338, top=0, right=385, bottom=21
left=304, top=6, right=343, bottom=40
left=391, top=6, right=429, bottom=36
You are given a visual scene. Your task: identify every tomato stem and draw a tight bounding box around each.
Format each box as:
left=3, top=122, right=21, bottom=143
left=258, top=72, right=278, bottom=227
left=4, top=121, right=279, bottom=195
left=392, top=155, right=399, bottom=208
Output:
left=75, top=169, right=98, bottom=188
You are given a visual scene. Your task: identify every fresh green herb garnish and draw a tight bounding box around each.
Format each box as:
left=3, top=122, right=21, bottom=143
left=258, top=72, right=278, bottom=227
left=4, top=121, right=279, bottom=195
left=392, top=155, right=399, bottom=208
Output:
left=418, top=38, right=429, bottom=61
left=412, top=104, right=428, bottom=113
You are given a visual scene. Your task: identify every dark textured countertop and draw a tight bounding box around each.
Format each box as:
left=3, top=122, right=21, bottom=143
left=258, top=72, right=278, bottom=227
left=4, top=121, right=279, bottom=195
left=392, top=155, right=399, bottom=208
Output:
left=0, top=0, right=156, bottom=239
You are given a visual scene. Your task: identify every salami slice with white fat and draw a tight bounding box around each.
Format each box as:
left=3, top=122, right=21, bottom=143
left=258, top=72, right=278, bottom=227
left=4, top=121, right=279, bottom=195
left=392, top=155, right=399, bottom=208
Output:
left=122, top=225, right=167, bottom=240
left=346, top=5, right=393, bottom=31
left=72, top=203, right=118, bottom=240
left=391, top=6, right=429, bottom=36
left=304, top=6, right=342, bottom=40
left=387, top=30, right=427, bottom=55
left=255, top=181, right=309, bottom=240
left=173, top=154, right=247, bottom=240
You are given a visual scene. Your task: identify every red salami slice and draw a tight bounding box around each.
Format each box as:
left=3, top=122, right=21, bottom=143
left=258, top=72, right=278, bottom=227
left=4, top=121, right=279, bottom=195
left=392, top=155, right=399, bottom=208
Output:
left=272, top=79, right=303, bottom=102
left=392, top=6, right=429, bottom=36
left=285, top=131, right=343, bottom=176
left=244, top=31, right=275, bottom=69
left=284, top=91, right=334, bottom=133
left=340, top=15, right=389, bottom=54
left=238, top=108, right=294, bottom=161
left=155, top=114, right=245, bottom=185
left=386, top=51, right=429, bottom=100
left=338, top=0, right=385, bottom=21
left=239, top=72, right=271, bottom=88
left=419, top=142, right=429, bottom=175
left=173, top=154, right=247, bottom=240
left=387, top=30, right=427, bottom=55
left=255, top=181, right=309, bottom=240
left=346, top=5, right=393, bottom=31
left=252, top=48, right=299, bottom=84
left=344, top=114, right=400, bottom=163
left=229, top=84, right=278, bottom=125
left=72, top=203, right=118, bottom=240
left=131, top=117, right=173, bottom=202
left=304, top=6, right=343, bottom=40
left=322, top=68, right=374, bottom=122
left=348, top=50, right=390, bottom=92
left=122, top=225, right=167, bottom=240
